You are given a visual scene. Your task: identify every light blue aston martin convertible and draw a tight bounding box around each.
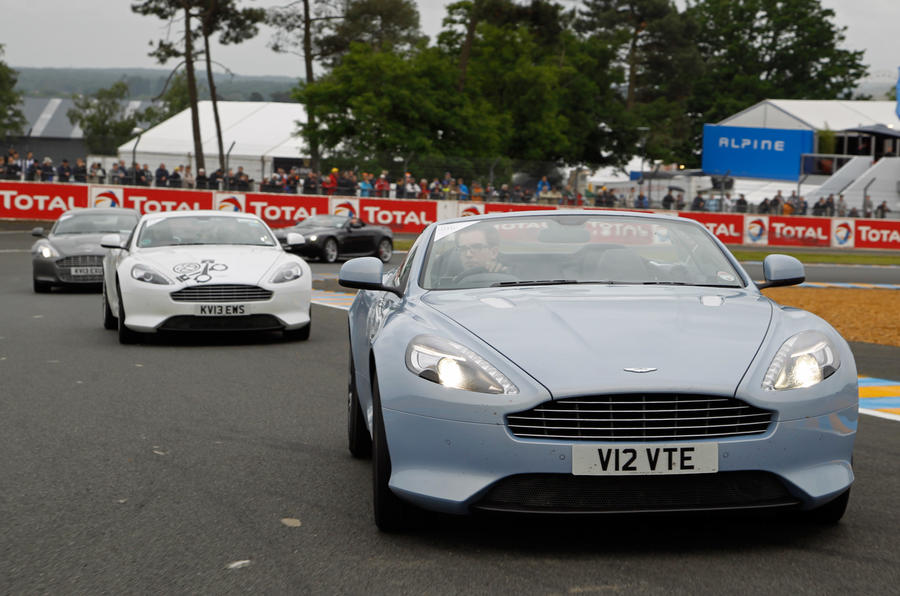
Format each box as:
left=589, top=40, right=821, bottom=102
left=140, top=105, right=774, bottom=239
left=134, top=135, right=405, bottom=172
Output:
left=339, top=210, right=857, bottom=531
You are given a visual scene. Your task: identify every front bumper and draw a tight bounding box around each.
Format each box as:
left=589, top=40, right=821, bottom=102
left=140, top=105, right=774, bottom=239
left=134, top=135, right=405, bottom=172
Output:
left=119, top=280, right=311, bottom=333
left=381, top=405, right=857, bottom=515
left=282, top=242, right=324, bottom=259
left=33, top=255, right=104, bottom=286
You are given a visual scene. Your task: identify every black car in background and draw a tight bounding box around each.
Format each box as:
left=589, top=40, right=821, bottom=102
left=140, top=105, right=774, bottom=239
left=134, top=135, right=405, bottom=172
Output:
left=31, top=208, right=141, bottom=293
left=273, top=215, right=393, bottom=263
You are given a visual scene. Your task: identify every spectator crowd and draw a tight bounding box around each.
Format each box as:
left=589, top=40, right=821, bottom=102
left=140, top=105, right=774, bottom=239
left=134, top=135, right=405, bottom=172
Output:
left=2, top=147, right=894, bottom=218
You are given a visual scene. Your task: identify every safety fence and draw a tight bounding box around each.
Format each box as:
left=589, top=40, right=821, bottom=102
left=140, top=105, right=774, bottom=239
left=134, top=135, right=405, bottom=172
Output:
left=2, top=181, right=899, bottom=250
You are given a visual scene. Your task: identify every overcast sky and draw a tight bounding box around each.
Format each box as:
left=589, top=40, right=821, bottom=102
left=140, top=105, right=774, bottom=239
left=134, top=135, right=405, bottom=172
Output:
left=1, top=0, right=897, bottom=82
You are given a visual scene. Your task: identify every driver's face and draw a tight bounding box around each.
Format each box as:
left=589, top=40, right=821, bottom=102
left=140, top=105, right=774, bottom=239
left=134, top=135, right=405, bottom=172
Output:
left=457, top=229, right=497, bottom=269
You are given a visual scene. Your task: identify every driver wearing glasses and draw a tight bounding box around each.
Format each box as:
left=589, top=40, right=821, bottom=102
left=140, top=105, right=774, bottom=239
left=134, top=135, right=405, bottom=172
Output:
left=456, top=226, right=509, bottom=273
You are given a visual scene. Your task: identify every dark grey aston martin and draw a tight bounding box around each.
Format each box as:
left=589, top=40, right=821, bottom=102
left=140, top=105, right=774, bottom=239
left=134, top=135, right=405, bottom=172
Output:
left=31, top=208, right=140, bottom=292
left=273, top=214, right=393, bottom=263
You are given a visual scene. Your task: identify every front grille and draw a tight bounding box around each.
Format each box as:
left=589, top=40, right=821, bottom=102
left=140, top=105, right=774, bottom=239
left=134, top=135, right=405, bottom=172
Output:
left=507, top=394, right=773, bottom=441
left=170, top=284, right=273, bottom=302
left=57, top=255, right=102, bottom=268
left=56, top=255, right=103, bottom=282
left=473, top=472, right=798, bottom=513
left=158, top=314, right=283, bottom=331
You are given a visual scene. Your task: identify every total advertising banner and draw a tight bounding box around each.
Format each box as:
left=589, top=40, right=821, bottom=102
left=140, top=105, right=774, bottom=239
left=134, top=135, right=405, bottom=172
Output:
left=2, top=181, right=899, bottom=250
left=743, top=215, right=769, bottom=246
left=855, top=220, right=900, bottom=250
left=90, top=186, right=212, bottom=213
left=214, top=192, right=330, bottom=228
left=677, top=212, right=744, bottom=244
left=831, top=219, right=855, bottom=249
left=0, top=182, right=87, bottom=219
left=767, top=216, right=831, bottom=247
left=702, top=125, right=814, bottom=181
left=330, top=197, right=437, bottom=234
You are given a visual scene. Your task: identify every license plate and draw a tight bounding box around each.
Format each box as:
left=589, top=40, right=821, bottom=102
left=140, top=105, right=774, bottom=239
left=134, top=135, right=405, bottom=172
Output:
left=70, top=267, right=103, bottom=276
left=196, top=304, right=247, bottom=316
left=572, top=443, right=718, bottom=476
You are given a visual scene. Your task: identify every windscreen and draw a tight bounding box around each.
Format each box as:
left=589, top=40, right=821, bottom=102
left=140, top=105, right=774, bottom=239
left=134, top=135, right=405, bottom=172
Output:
left=421, top=214, right=744, bottom=290
left=137, top=216, right=276, bottom=248
left=53, top=213, right=139, bottom=235
left=295, top=215, right=348, bottom=228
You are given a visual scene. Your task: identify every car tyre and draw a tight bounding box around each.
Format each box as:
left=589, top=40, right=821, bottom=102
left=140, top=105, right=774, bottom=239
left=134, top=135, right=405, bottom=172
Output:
left=116, top=281, right=140, bottom=344
left=33, top=278, right=51, bottom=293
left=102, top=283, right=117, bottom=330
left=322, top=238, right=339, bottom=263
left=376, top=238, right=393, bottom=263
left=348, top=352, right=372, bottom=458
left=803, top=488, right=850, bottom=524
left=371, top=369, right=413, bottom=532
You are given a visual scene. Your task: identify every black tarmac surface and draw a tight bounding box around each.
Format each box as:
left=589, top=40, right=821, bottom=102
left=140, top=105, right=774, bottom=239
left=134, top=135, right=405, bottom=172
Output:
left=1, top=225, right=899, bottom=594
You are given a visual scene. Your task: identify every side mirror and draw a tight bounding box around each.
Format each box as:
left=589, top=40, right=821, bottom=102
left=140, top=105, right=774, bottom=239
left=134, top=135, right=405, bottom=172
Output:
left=757, top=254, right=805, bottom=289
left=100, top=233, right=126, bottom=250
left=285, top=232, right=305, bottom=246
left=31, top=227, right=45, bottom=237
left=339, top=257, right=401, bottom=297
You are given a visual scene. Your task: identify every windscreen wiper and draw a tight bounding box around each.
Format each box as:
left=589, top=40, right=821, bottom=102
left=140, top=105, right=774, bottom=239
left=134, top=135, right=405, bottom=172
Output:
left=491, top=279, right=581, bottom=287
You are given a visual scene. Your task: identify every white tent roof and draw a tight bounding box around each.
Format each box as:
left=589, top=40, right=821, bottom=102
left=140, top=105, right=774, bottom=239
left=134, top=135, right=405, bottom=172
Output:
left=118, top=100, right=307, bottom=159
left=719, top=99, right=900, bottom=131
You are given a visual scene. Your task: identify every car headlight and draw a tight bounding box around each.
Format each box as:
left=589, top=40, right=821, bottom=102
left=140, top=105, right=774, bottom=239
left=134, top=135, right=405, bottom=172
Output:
left=271, top=262, right=303, bottom=283
left=130, top=263, right=170, bottom=285
left=763, top=331, right=840, bottom=391
left=38, top=244, right=59, bottom=258
left=307, top=235, right=317, bottom=242
left=405, top=334, right=518, bottom=395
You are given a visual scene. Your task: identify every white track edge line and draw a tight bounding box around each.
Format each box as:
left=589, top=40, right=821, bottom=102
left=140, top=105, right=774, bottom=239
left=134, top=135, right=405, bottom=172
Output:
left=859, top=408, right=900, bottom=422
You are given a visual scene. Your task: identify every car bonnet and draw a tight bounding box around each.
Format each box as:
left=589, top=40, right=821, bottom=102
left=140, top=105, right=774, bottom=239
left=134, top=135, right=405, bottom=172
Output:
left=422, top=285, right=773, bottom=398
left=49, top=233, right=111, bottom=256
left=135, top=245, right=286, bottom=286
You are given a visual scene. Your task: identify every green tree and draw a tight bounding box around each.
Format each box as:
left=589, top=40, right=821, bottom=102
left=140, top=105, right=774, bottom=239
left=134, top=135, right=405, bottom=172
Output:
left=575, top=0, right=700, bottom=165
left=684, top=0, right=867, bottom=163
left=268, top=0, right=330, bottom=171
left=316, top=0, right=425, bottom=68
left=66, top=82, right=144, bottom=155
left=0, top=45, right=25, bottom=139
left=296, top=43, right=502, bottom=173
left=132, top=0, right=206, bottom=170
left=298, top=1, right=635, bottom=176
left=268, top=0, right=425, bottom=171
left=445, top=1, right=630, bottom=168
left=198, top=1, right=266, bottom=170
left=142, top=69, right=193, bottom=126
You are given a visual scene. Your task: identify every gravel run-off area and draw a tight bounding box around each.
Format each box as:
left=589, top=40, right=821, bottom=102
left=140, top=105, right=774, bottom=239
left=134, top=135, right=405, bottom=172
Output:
left=762, top=288, right=900, bottom=348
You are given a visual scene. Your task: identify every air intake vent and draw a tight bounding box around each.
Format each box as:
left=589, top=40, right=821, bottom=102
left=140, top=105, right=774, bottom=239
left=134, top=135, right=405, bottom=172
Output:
left=507, top=394, right=772, bottom=441
left=170, top=284, right=272, bottom=302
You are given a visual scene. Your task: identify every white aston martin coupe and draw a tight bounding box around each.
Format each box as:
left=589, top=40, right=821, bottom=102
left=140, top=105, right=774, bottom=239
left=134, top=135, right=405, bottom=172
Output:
left=101, top=210, right=311, bottom=344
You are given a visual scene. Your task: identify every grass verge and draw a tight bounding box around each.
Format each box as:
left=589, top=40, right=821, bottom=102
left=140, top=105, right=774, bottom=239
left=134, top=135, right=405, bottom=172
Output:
left=729, top=250, right=899, bottom=266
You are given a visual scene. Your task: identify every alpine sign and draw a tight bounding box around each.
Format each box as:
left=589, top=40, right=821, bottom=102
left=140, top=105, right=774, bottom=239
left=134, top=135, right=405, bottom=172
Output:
left=702, top=125, right=814, bottom=180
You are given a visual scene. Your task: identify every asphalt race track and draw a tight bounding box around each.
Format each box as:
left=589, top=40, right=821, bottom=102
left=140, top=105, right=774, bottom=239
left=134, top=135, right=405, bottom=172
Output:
left=1, top=227, right=899, bottom=594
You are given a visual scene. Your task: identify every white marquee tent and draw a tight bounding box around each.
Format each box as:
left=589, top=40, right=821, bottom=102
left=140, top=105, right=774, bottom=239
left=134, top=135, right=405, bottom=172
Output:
left=719, top=99, right=899, bottom=131
left=118, top=101, right=308, bottom=182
